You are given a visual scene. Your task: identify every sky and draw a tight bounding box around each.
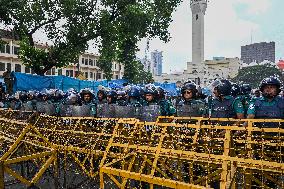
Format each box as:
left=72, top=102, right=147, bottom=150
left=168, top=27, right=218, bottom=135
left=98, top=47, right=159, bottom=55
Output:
left=136, top=0, right=284, bottom=73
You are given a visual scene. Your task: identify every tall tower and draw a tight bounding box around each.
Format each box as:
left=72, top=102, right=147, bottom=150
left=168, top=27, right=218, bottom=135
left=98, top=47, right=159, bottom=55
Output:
left=190, top=0, right=207, bottom=65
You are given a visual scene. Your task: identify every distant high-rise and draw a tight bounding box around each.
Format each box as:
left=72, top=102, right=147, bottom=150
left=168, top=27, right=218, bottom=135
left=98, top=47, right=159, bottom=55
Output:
left=151, top=50, right=163, bottom=76
left=241, top=42, right=275, bottom=64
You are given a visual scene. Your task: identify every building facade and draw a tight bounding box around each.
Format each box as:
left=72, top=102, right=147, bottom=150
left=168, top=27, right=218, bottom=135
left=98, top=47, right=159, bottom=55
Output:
left=0, top=30, right=124, bottom=80
left=156, top=57, right=241, bottom=85
left=151, top=50, right=163, bottom=76
left=241, top=42, right=275, bottom=64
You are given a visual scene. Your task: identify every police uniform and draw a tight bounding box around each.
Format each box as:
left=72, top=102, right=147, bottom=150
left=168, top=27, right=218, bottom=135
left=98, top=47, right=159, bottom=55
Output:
left=247, top=96, right=284, bottom=120
left=176, top=99, right=205, bottom=117
left=210, top=95, right=244, bottom=118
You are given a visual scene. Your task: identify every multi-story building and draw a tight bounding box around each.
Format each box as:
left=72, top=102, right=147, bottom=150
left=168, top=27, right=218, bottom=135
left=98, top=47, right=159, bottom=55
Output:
left=151, top=50, right=163, bottom=76
left=241, top=42, right=275, bottom=64
left=0, top=29, right=124, bottom=80
left=164, top=57, right=241, bottom=86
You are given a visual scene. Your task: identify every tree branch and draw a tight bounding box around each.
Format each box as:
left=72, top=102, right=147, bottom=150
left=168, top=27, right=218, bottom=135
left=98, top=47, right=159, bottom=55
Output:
left=28, top=16, right=61, bottom=35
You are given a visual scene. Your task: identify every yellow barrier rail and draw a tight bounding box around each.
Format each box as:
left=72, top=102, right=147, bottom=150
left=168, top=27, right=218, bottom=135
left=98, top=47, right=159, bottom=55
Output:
left=0, top=113, right=284, bottom=188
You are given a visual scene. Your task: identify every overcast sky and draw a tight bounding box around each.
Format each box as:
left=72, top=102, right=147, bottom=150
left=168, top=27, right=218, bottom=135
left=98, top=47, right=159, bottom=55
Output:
left=136, top=0, right=284, bottom=73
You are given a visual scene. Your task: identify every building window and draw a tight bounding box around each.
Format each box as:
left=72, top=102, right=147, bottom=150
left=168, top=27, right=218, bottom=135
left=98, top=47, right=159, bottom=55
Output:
left=89, top=59, right=93, bottom=66
left=15, top=64, right=21, bottom=72
left=85, top=72, right=88, bottom=79
left=58, top=69, right=62, bottom=75
left=196, top=14, right=198, bottom=20
left=103, top=74, right=105, bottom=79
left=75, top=71, right=79, bottom=77
left=115, top=75, right=119, bottom=79
left=81, top=58, right=85, bottom=65
left=85, top=58, right=88, bottom=65
left=66, top=70, right=69, bottom=76
left=115, top=64, right=117, bottom=69
left=69, top=70, right=74, bottom=77
left=46, top=70, right=51, bottom=75
left=6, top=45, right=10, bottom=54
left=0, top=62, right=5, bottom=71
left=0, top=44, right=5, bottom=53
left=7, top=63, right=12, bottom=71
left=52, top=68, right=55, bottom=75
left=31, top=69, right=35, bottom=74
left=119, top=64, right=121, bottom=70
left=97, top=73, right=101, bottom=80
left=25, top=67, right=30, bottom=73
left=13, top=46, right=20, bottom=55
left=94, top=60, right=97, bottom=66
left=90, top=72, right=93, bottom=78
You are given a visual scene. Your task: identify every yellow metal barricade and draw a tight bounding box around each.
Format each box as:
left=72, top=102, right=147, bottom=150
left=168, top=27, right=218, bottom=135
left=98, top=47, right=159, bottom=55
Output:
left=100, top=117, right=284, bottom=189
left=0, top=118, right=57, bottom=188
left=1, top=112, right=284, bottom=188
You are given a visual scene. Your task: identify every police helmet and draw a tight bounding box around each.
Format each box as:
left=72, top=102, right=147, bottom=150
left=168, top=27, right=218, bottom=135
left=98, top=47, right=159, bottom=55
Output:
left=106, top=90, right=117, bottom=103
left=231, top=83, right=241, bottom=97
left=181, top=82, right=198, bottom=98
left=156, top=86, right=165, bottom=99
left=19, top=91, right=28, bottom=101
left=128, top=87, right=140, bottom=98
left=240, top=84, right=252, bottom=95
left=143, top=87, right=156, bottom=96
left=259, top=77, right=281, bottom=93
left=107, top=90, right=117, bottom=98
left=212, top=79, right=232, bottom=96
left=80, top=88, right=93, bottom=98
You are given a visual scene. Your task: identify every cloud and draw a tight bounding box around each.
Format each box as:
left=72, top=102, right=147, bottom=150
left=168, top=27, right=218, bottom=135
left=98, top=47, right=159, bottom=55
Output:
left=234, top=0, right=271, bottom=15
left=138, top=0, right=264, bottom=73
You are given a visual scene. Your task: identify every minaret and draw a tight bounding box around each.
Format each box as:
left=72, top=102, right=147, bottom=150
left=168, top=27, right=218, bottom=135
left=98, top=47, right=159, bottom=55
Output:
left=190, top=0, right=207, bottom=66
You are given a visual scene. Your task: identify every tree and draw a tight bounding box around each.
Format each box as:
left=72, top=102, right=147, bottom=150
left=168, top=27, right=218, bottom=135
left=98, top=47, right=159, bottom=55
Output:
left=98, top=0, right=182, bottom=81
left=232, top=64, right=284, bottom=88
left=0, top=0, right=182, bottom=77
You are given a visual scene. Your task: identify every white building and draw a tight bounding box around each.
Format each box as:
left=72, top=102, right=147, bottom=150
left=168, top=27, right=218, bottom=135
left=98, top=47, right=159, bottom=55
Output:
left=0, top=30, right=124, bottom=80
left=156, top=57, right=241, bottom=85
left=188, top=0, right=208, bottom=83
left=151, top=50, right=163, bottom=76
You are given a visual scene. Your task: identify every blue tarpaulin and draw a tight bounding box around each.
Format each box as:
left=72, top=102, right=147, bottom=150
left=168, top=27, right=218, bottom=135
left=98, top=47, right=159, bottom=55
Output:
left=12, top=72, right=110, bottom=92
left=11, top=72, right=180, bottom=96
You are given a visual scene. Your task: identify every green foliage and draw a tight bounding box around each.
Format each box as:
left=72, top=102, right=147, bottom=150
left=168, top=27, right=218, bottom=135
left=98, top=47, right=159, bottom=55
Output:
left=1, top=0, right=182, bottom=78
left=232, top=64, right=284, bottom=88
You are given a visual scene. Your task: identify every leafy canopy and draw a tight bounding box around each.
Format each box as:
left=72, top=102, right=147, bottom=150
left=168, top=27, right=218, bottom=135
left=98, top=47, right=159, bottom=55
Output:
left=232, top=64, right=284, bottom=88
left=0, top=0, right=182, bottom=80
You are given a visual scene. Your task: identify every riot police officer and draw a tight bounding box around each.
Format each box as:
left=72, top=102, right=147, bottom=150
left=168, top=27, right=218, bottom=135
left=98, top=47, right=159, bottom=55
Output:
left=78, top=89, right=96, bottom=117
left=36, top=91, right=56, bottom=116
left=176, top=82, right=205, bottom=117
left=59, top=93, right=81, bottom=117
left=116, top=90, right=127, bottom=106
left=127, top=87, right=142, bottom=107
left=209, top=79, right=244, bottom=119
left=247, top=77, right=284, bottom=122
left=97, top=89, right=107, bottom=105
left=156, top=86, right=176, bottom=117
left=141, top=87, right=161, bottom=122
left=240, top=83, right=252, bottom=116
left=97, top=90, right=116, bottom=118
left=5, top=94, right=21, bottom=110
left=19, top=91, right=36, bottom=112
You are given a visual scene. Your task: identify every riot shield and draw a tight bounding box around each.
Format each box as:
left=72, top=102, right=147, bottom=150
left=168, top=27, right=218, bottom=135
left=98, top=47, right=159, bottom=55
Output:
left=176, top=104, right=201, bottom=117
left=71, top=105, right=91, bottom=117
left=97, top=104, right=116, bottom=118
left=140, top=105, right=161, bottom=122
left=114, top=105, right=136, bottom=118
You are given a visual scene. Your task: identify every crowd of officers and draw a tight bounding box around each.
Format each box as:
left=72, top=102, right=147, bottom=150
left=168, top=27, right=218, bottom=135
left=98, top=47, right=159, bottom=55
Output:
left=0, top=76, right=283, bottom=126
